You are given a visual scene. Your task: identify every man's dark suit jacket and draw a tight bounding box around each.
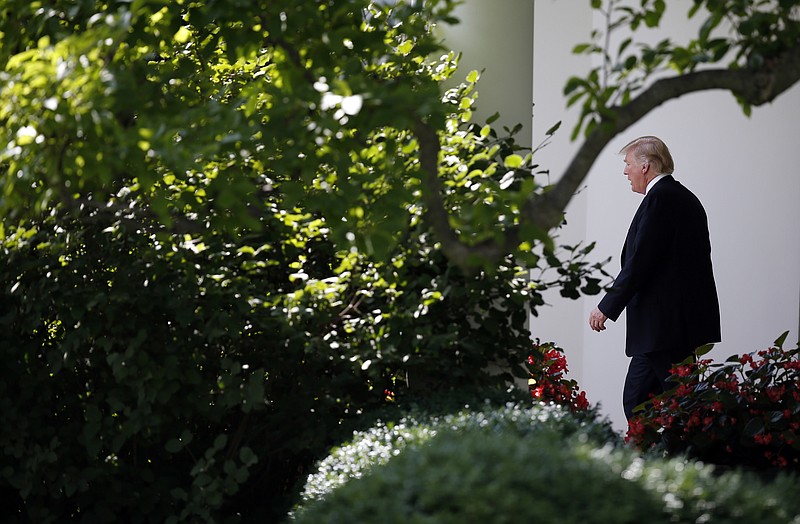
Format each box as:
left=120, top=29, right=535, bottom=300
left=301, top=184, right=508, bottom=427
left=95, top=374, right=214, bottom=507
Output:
left=598, top=175, right=721, bottom=359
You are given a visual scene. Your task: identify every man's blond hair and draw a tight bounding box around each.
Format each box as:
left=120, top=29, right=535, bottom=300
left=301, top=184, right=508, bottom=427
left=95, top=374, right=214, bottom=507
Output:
left=619, top=136, right=675, bottom=175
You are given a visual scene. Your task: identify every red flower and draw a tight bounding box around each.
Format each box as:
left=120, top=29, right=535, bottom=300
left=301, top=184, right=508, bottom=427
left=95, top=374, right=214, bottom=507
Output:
left=766, top=385, right=786, bottom=403
left=754, top=433, right=773, bottom=446
left=671, top=364, right=693, bottom=377
left=575, top=391, right=589, bottom=410
left=531, top=385, right=545, bottom=399
left=675, top=383, right=695, bottom=397
left=526, top=341, right=590, bottom=412
left=713, top=377, right=739, bottom=393
left=773, top=455, right=788, bottom=468
left=544, top=349, right=568, bottom=375
left=625, top=417, right=646, bottom=443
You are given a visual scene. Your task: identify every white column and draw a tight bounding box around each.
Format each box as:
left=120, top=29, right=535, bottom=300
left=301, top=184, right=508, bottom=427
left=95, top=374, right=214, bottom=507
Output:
left=441, top=0, right=534, bottom=147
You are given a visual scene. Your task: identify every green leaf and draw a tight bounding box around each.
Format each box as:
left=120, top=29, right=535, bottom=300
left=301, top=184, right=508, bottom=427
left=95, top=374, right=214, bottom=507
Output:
left=572, top=43, right=592, bottom=54
left=563, top=76, right=584, bottom=96
left=617, top=37, right=632, bottom=55
left=774, top=330, right=790, bottom=348
left=699, top=12, right=723, bottom=43
left=580, top=277, right=602, bottom=295
left=180, top=430, right=194, bottom=446
left=485, top=112, right=500, bottom=125
left=165, top=438, right=183, bottom=454
left=503, top=154, right=524, bottom=169
left=742, top=418, right=764, bottom=438
left=214, top=434, right=228, bottom=451
left=545, top=121, right=561, bottom=136
left=239, top=446, right=258, bottom=466
left=397, top=40, right=414, bottom=55
left=644, top=10, right=662, bottom=28
left=695, top=343, right=715, bottom=356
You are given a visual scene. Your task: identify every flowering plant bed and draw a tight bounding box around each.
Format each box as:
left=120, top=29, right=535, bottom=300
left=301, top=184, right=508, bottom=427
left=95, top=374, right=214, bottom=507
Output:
left=526, top=340, right=589, bottom=412
left=627, top=332, right=800, bottom=472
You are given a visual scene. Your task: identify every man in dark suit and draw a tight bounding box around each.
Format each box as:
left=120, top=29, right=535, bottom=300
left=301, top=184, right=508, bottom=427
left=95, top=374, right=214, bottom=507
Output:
left=588, top=136, right=721, bottom=420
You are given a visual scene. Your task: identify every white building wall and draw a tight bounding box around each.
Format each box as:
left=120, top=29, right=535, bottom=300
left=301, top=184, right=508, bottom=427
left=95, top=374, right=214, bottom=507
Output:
left=446, top=1, right=800, bottom=432
left=531, top=0, right=800, bottom=431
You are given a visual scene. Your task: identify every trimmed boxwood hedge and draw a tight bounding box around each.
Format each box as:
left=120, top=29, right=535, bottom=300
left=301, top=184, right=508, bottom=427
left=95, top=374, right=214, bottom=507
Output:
left=294, top=401, right=617, bottom=509
left=291, top=403, right=800, bottom=524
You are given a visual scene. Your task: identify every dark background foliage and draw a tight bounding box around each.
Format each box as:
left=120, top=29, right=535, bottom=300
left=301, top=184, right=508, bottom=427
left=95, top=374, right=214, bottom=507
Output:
left=0, top=195, right=600, bottom=522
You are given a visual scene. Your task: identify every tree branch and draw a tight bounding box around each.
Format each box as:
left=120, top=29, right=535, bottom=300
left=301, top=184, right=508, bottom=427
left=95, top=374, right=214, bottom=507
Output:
left=413, top=119, right=518, bottom=269
left=414, top=44, right=800, bottom=270
left=525, top=43, right=800, bottom=233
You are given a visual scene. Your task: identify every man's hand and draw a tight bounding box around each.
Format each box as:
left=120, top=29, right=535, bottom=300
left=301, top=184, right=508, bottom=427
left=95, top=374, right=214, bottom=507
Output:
left=588, top=307, right=608, bottom=332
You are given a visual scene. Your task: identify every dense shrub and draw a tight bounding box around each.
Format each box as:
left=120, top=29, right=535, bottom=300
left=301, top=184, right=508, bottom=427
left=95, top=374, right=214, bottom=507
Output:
left=293, top=401, right=617, bottom=511
left=0, top=189, right=603, bottom=522
left=595, top=445, right=800, bottom=524
left=295, top=428, right=659, bottom=524
left=0, top=216, right=296, bottom=523
left=293, top=407, right=800, bottom=524
left=627, top=333, right=800, bottom=472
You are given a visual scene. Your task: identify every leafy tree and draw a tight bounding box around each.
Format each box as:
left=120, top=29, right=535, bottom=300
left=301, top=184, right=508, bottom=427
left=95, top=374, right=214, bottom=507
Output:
left=0, top=2, right=602, bottom=521
left=0, top=0, right=555, bottom=268
left=1, top=0, right=798, bottom=268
